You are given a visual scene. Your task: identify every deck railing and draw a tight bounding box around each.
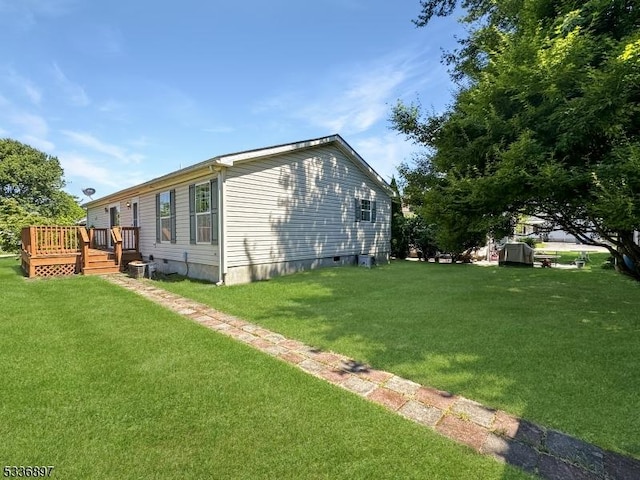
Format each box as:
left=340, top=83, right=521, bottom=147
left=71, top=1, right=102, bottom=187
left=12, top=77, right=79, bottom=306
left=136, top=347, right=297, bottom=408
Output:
left=120, top=227, right=139, bottom=252
left=89, top=228, right=109, bottom=250
left=21, top=226, right=81, bottom=256
left=21, top=225, right=140, bottom=278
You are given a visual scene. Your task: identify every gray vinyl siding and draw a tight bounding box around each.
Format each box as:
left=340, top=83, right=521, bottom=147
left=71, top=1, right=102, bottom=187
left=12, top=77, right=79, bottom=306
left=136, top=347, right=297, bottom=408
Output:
left=119, top=201, right=132, bottom=227
left=87, top=199, right=141, bottom=228
left=138, top=179, right=219, bottom=266
left=86, top=206, right=110, bottom=229
left=224, top=145, right=391, bottom=268
left=86, top=181, right=219, bottom=268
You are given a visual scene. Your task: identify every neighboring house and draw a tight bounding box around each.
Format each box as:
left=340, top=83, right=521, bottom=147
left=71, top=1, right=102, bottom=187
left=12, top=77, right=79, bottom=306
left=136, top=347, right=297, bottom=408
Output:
left=516, top=215, right=587, bottom=243
left=84, top=135, right=393, bottom=285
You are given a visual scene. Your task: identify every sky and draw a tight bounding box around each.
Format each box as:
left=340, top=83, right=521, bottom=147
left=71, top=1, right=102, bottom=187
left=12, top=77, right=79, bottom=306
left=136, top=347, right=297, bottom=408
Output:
left=0, top=0, right=465, bottom=202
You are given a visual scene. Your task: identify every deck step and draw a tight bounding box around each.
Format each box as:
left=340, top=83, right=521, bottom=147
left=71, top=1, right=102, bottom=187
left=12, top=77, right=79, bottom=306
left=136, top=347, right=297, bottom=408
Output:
left=83, top=265, right=121, bottom=275
left=87, top=254, right=115, bottom=261
left=86, top=260, right=119, bottom=268
left=84, top=248, right=119, bottom=275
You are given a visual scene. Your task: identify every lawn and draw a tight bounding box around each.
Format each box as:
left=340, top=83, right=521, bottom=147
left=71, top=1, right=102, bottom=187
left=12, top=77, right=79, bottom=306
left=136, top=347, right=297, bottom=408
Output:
left=0, top=257, right=530, bottom=480
left=153, top=255, right=640, bottom=459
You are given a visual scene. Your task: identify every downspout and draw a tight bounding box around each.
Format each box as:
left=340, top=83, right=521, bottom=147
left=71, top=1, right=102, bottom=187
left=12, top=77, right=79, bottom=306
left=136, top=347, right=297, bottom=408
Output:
left=216, top=167, right=226, bottom=285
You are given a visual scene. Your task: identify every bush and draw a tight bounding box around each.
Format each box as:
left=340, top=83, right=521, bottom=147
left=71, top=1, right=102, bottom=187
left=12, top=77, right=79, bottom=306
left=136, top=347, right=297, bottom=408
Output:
left=520, top=237, right=537, bottom=249
left=601, top=257, right=615, bottom=269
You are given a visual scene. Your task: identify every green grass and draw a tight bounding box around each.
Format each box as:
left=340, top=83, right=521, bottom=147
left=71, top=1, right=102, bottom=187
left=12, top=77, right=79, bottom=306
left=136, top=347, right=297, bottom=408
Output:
left=0, top=258, right=530, bottom=480
left=153, top=257, right=640, bottom=459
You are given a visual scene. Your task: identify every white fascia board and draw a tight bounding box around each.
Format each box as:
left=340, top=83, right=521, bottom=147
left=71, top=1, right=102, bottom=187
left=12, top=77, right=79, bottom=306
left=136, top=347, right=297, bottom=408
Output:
left=214, top=136, right=337, bottom=166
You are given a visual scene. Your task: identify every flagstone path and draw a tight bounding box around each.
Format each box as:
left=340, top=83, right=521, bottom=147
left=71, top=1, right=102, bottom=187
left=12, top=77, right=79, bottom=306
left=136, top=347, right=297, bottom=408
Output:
left=105, top=274, right=639, bottom=480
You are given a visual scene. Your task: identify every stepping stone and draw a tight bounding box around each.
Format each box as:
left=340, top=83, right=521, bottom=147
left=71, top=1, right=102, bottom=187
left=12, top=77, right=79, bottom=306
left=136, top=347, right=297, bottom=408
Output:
left=342, top=376, right=377, bottom=396
left=399, top=400, right=442, bottom=427
left=415, top=386, right=456, bottom=410
left=385, top=375, right=421, bottom=396
left=368, top=387, right=408, bottom=411
left=451, top=398, right=496, bottom=428
left=436, top=414, right=489, bottom=452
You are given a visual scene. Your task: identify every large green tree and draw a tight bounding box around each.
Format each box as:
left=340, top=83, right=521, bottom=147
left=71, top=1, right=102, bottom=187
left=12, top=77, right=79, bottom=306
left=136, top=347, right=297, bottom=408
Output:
left=0, top=139, right=84, bottom=252
left=393, top=0, right=640, bottom=278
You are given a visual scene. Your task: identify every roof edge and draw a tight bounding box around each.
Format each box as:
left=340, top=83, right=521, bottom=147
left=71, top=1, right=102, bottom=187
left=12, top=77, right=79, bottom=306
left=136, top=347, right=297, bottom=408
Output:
left=84, top=134, right=392, bottom=207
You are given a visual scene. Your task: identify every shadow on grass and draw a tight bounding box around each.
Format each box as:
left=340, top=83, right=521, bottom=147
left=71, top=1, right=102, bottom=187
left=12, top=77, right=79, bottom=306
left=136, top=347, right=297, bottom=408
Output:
left=153, top=273, right=215, bottom=285
left=152, top=260, right=640, bottom=462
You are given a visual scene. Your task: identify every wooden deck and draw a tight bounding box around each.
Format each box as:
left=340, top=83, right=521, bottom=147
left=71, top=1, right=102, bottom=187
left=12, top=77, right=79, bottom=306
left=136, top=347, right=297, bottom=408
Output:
left=21, top=226, right=141, bottom=278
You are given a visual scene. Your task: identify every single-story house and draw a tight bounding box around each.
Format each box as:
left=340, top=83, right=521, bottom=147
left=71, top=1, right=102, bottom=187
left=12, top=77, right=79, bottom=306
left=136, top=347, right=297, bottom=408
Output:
left=84, top=134, right=393, bottom=285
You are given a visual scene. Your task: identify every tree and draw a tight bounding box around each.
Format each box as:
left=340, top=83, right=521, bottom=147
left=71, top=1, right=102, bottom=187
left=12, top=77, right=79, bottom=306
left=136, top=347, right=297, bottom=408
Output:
left=389, top=176, right=409, bottom=258
left=393, top=0, right=640, bottom=279
left=0, top=139, right=84, bottom=252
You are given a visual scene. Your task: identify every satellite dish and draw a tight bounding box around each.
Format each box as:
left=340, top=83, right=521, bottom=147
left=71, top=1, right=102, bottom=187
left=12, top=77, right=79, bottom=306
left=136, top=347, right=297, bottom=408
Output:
left=82, top=187, right=96, bottom=200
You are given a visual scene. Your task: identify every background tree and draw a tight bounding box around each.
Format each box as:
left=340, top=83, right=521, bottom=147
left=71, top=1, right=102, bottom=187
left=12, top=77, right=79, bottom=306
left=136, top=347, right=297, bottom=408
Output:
left=0, top=139, right=84, bottom=252
left=393, top=0, right=640, bottom=278
left=389, top=176, right=409, bottom=258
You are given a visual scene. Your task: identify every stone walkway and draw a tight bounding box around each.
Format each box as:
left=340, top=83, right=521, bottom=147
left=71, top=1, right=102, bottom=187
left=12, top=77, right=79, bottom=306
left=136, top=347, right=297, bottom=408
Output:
left=105, top=274, right=639, bottom=480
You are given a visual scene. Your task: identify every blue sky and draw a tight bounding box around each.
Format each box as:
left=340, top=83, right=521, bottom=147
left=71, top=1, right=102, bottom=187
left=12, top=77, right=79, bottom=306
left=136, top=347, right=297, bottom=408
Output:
left=0, top=0, right=464, bottom=201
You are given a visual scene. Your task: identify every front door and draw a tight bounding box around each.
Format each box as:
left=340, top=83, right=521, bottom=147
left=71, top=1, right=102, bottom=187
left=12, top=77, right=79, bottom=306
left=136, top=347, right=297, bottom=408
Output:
left=109, top=204, right=120, bottom=248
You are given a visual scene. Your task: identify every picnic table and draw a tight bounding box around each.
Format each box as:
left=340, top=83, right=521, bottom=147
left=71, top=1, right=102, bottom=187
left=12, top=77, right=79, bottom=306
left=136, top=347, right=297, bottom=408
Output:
left=534, top=251, right=560, bottom=266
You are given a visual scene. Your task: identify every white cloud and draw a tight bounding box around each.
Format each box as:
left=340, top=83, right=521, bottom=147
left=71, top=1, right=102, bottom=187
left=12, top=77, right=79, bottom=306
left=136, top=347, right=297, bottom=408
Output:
left=257, top=46, right=434, bottom=136
left=0, top=0, right=76, bottom=29
left=128, top=137, right=148, bottom=149
left=352, top=132, right=425, bottom=183
left=2, top=68, right=42, bottom=104
left=10, top=112, right=48, bottom=136
left=20, top=134, right=55, bottom=152
left=0, top=98, right=54, bottom=149
left=52, top=62, right=90, bottom=107
left=61, top=130, right=145, bottom=164
left=58, top=152, right=120, bottom=189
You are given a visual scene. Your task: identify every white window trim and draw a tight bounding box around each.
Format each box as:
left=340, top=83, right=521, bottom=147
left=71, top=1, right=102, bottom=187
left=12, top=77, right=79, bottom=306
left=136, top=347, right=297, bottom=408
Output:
left=159, top=191, right=171, bottom=242
left=194, top=181, right=211, bottom=244
left=361, top=199, right=371, bottom=222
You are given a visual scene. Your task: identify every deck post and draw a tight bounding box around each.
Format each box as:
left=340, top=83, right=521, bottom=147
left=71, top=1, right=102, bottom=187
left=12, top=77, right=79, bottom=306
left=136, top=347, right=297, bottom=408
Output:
left=79, top=227, right=90, bottom=274
left=29, top=227, right=37, bottom=256
left=111, top=227, right=123, bottom=267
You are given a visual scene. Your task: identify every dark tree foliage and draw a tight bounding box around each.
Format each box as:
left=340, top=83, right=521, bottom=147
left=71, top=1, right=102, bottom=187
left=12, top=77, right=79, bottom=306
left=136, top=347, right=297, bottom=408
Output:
left=395, top=0, right=640, bottom=278
left=0, top=139, right=84, bottom=252
left=389, top=177, right=408, bottom=258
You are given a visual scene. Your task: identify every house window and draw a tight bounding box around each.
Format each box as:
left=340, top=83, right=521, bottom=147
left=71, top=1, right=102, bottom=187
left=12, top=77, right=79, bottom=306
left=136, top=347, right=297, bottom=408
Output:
left=195, top=182, right=211, bottom=243
left=189, top=180, right=218, bottom=245
left=159, top=192, right=171, bottom=241
left=156, top=190, right=176, bottom=243
left=354, top=197, right=377, bottom=223
left=361, top=199, right=371, bottom=222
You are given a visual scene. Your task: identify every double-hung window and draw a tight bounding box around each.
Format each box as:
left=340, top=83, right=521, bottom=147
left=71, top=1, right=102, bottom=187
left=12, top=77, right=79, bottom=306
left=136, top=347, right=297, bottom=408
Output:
left=354, top=197, right=377, bottom=223
left=189, top=180, right=218, bottom=245
left=194, top=182, right=211, bottom=243
left=360, top=199, right=371, bottom=222
left=156, top=190, right=176, bottom=243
